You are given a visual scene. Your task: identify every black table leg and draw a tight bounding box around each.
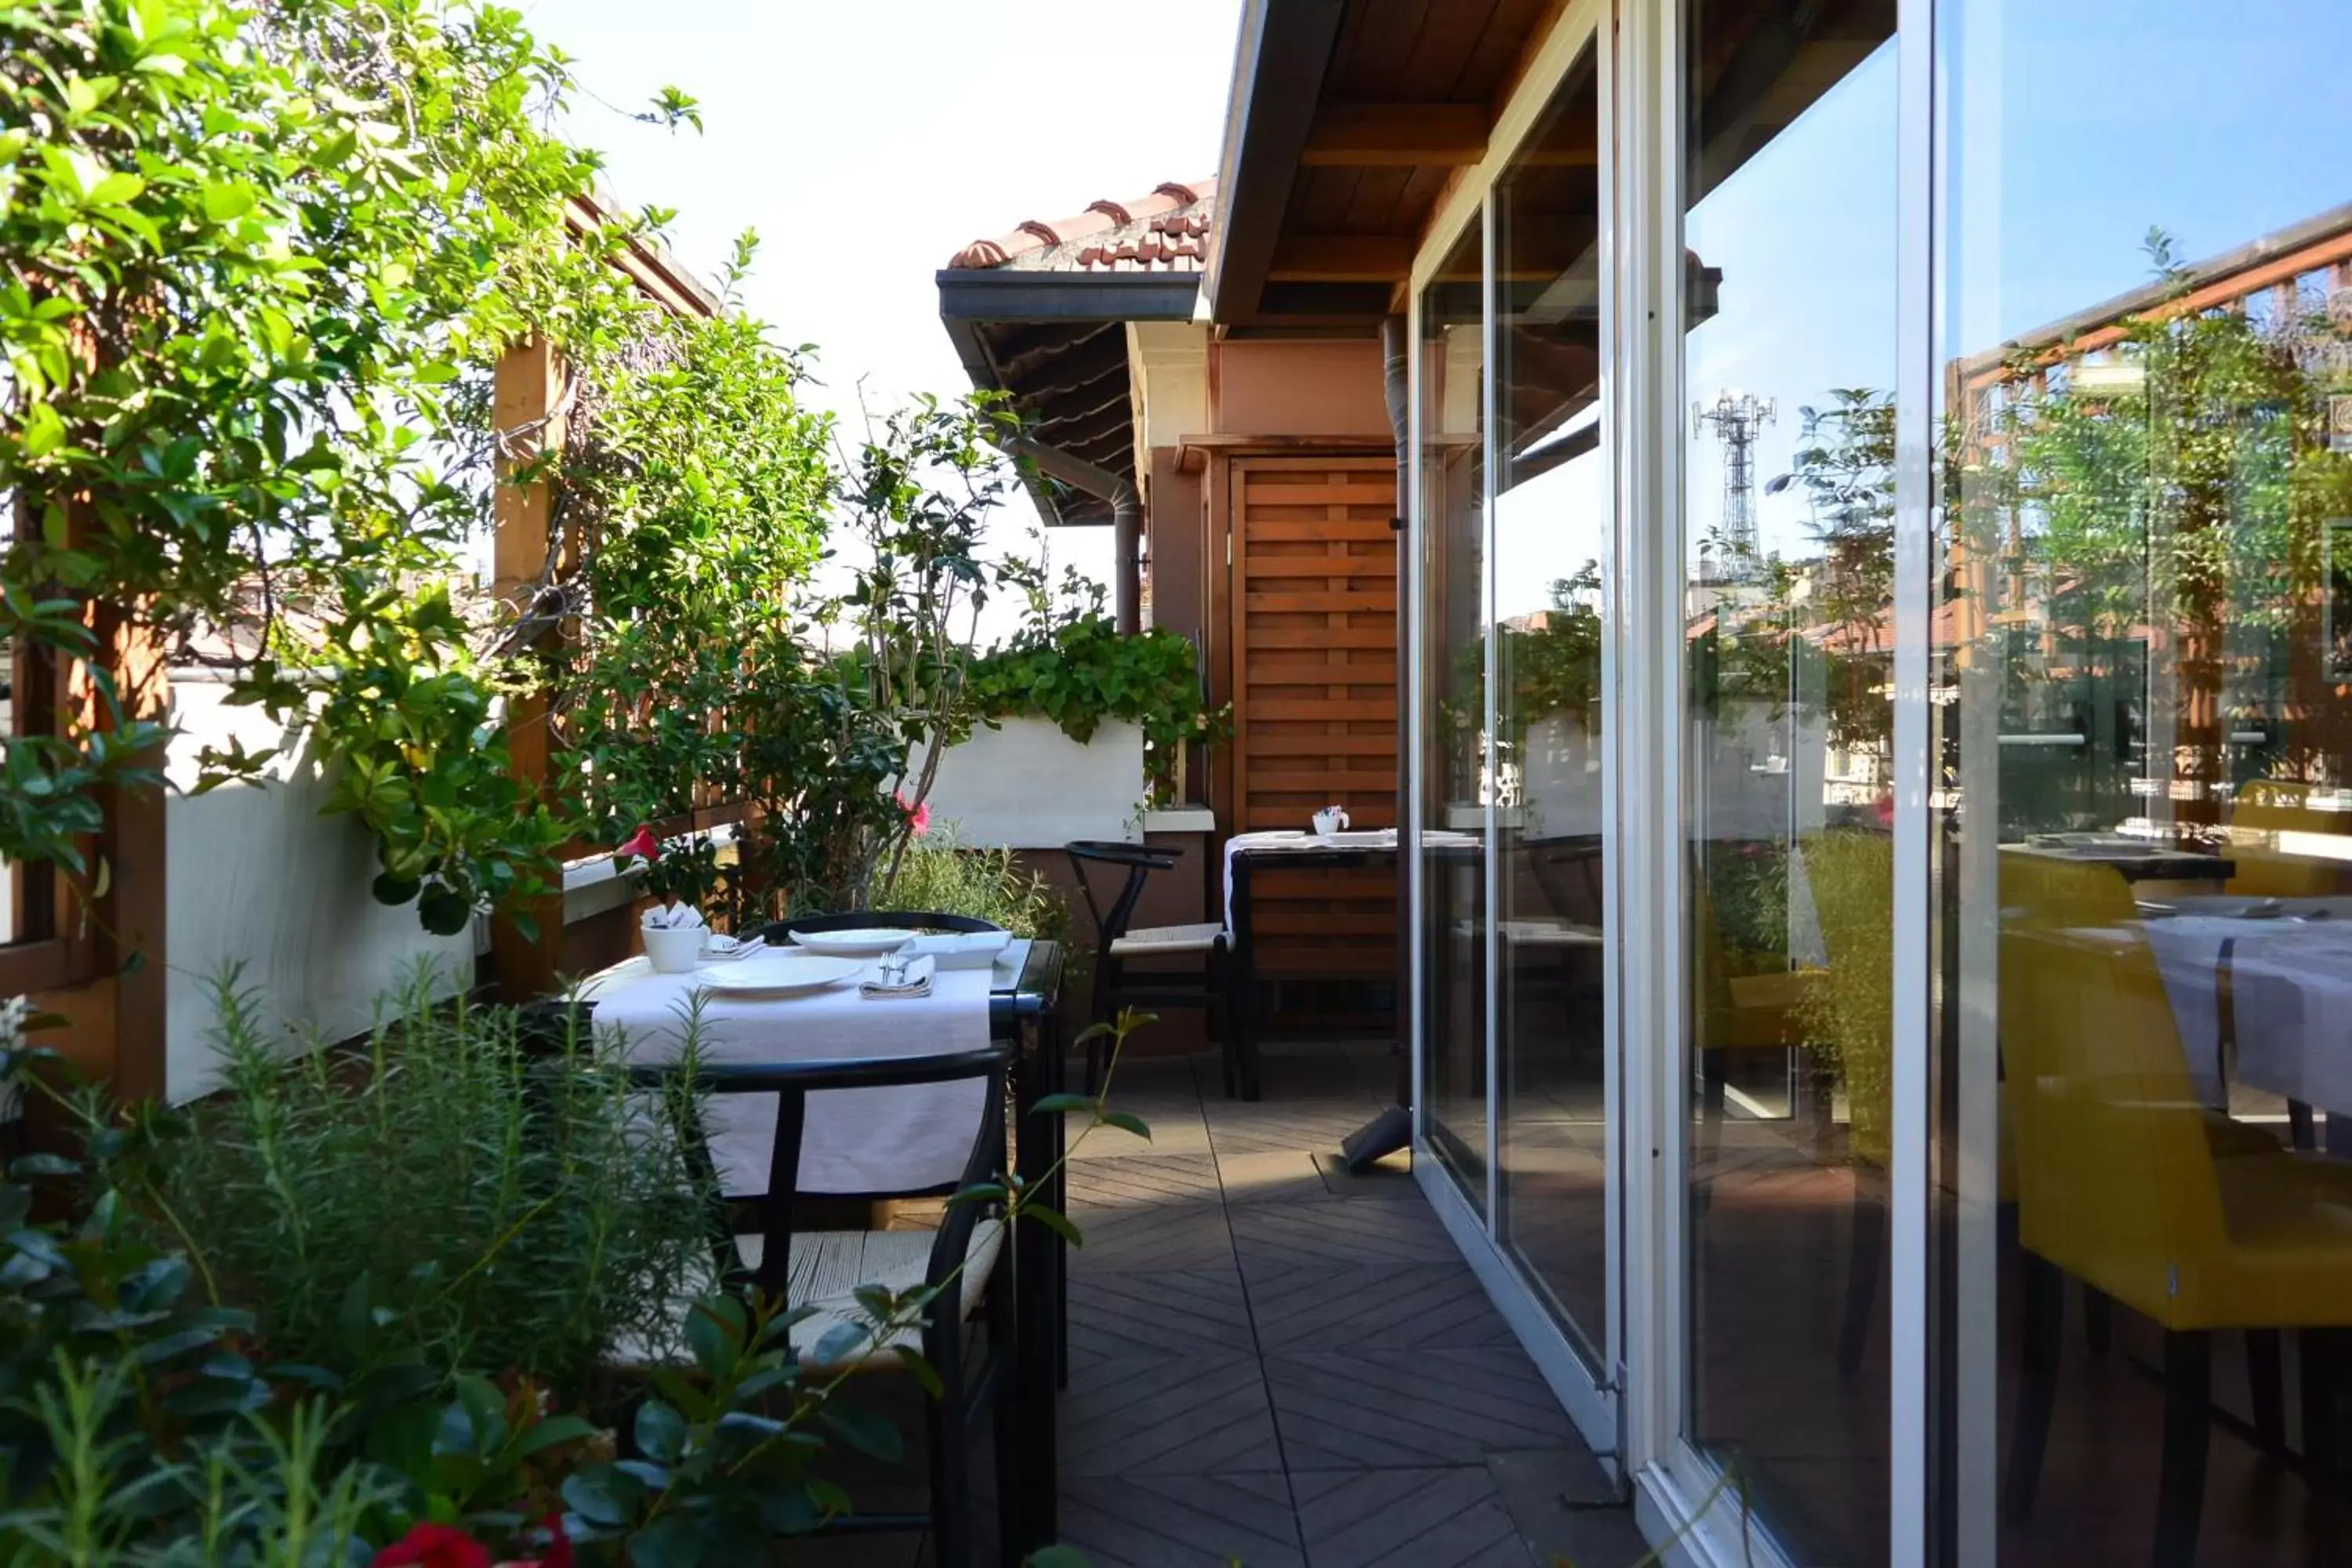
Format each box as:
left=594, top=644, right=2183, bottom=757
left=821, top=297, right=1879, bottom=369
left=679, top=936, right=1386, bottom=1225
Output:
left=1013, top=1007, right=1064, bottom=1553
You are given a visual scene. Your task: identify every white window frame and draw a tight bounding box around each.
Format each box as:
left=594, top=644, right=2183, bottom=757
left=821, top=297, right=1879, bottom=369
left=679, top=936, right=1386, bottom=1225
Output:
left=1401, top=0, right=1938, bottom=1563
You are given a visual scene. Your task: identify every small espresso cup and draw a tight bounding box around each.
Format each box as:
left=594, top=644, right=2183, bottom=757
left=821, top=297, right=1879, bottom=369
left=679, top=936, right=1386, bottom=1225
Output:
left=1312, top=805, right=1350, bottom=837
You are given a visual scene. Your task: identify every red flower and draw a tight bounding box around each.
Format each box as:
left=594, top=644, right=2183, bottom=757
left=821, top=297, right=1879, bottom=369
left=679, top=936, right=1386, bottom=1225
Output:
left=374, top=1524, right=492, bottom=1568
left=617, top=825, right=660, bottom=862
left=896, top=792, right=931, bottom=837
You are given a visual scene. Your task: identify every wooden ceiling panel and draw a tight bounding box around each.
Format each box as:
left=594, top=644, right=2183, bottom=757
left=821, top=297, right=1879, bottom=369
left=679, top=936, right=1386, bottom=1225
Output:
left=1451, top=0, right=1571, bottom=103
left=1301, top=103, right=1489, bottom=168
left=1326, top=0, right=1439, bottom=100
left=1285, top=165, right=1364, bottom=234
left=1340, top=167, right=1416, bottom=234
left=1401, top=0, right=1507, bottom=100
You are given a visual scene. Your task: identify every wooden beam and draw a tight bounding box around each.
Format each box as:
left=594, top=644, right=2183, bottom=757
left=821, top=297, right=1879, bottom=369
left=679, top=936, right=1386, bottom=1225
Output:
left=489, top=336, right=568, bottom=1000
left=1269, top=234, right=1418, bottom=282
left=1301, top=103, right=1489, bottom=168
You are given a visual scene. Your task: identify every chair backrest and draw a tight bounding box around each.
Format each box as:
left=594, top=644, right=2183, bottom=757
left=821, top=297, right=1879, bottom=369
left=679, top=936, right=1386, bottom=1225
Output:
left=1802, top=829, right=1893, bottom=1167
left=1526, top=834, right=1604, bottom=926
left=1691, top=845, right=1811, bottom=1051
left=1065, top=840, right=1179, bottom=947
left=2227, top=786, right=2347, bottom=898
left=753, top=909, right=1004, bottom=946
left=1996, top=854, right=2230, bottom=1319
left=628, top=1044, right=1013, bottom=1312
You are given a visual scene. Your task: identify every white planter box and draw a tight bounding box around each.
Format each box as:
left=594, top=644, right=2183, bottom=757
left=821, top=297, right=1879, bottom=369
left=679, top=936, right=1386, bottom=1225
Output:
left=909, top=716, right=1145, bottom=848
left=165, top=758, right=472, bottom=1105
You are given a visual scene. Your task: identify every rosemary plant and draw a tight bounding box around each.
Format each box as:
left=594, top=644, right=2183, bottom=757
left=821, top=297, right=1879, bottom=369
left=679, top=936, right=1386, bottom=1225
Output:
left=152, top=968, right=713, bottom=1392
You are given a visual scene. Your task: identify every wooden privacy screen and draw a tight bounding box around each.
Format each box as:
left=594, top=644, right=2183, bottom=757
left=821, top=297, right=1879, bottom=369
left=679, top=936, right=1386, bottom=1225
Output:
left=1226, top=456, right=1399, bottom=979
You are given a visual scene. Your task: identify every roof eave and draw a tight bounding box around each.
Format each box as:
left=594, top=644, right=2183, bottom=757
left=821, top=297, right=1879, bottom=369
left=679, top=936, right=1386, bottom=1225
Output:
left=935, top=269, right=1203, bottom=325
left=1204, top=0, right=1345, bottom=327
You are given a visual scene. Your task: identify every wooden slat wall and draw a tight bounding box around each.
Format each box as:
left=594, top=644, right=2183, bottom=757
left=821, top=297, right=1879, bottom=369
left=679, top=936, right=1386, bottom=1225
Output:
left=1229, top=457, right=1398, bottom=978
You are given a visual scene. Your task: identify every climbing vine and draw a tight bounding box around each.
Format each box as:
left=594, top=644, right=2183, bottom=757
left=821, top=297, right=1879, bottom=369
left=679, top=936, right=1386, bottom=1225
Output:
left=0, top=0, right=695, bottom=933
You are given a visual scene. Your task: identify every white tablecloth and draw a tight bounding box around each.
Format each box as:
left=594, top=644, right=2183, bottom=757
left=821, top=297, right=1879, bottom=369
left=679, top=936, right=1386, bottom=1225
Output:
left=589, top=952, right=994, bottom=1197
left=2127, top=902, right=2352, bottom=1116
left=1221, top=829, right=1485, bottom=935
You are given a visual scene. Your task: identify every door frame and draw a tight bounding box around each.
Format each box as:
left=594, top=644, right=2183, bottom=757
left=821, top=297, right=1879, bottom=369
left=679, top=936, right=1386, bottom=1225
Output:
left=1404, top=0, right=1628, bottom=1488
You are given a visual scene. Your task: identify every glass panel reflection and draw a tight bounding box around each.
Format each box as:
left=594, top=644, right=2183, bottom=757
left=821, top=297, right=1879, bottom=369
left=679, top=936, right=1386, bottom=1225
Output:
left=1938, top=4, right=2352, bottom=1561
left=1494, top=45, right=1611, bottom=1356
left=1422, top=217, right=1490, bottom=1204
left=1681, top=0, right=1896, bottom=1560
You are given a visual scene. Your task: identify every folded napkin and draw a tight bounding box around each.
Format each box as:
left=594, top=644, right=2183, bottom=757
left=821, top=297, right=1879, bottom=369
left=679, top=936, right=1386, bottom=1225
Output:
left=860, top=953, right=935, bottom=1000
left=643, top=902, right=706, bottom=931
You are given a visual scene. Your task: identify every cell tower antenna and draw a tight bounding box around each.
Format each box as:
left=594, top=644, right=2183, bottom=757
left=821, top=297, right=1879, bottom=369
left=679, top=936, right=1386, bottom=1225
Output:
left=1693, top=389, right=1775, bottom=577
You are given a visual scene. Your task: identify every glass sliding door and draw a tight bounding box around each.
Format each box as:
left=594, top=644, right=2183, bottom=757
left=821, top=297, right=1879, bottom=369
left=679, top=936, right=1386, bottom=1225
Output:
left=1494, top=42, right=1613, bottom=1359
left=1934, top=3, right=2352, bottom=1562
left=1421, top=216, right=1491, bottom=1205
left=1677, top=0, right=1896, bottom=1560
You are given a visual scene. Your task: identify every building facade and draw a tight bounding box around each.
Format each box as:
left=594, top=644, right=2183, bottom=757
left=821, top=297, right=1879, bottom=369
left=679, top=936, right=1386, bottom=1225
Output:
left=1378, top=2, right=2352, bottom=1563
left=951, top=3, right=2352, bottom=1559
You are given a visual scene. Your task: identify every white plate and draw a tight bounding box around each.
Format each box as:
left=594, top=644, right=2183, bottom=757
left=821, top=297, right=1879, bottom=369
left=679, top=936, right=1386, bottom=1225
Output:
left=789, top=927, right=917, bottom=957
left=695, top=954, right=866, bottom=996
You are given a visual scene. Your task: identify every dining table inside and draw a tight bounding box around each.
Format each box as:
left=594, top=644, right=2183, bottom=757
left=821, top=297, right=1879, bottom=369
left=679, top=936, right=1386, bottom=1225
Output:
left=560, top=932, right=1070, bottom=1554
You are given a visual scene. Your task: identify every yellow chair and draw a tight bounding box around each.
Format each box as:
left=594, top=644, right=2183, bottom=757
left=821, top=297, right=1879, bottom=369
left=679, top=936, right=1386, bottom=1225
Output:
left=1998, top=855, right=2352, bottom=1566
left=1691, top=863, right=1824, bottom=1178
left=2226, top=781, right=2349, bottom=899
left=1800, top=829, right=1893, bottom=1377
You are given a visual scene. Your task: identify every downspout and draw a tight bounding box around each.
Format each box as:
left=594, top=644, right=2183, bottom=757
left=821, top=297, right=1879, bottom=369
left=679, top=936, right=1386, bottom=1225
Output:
left=1343, top=313, right=1419, bottom=1171
left=1011, top=437, right=1143, bottom=635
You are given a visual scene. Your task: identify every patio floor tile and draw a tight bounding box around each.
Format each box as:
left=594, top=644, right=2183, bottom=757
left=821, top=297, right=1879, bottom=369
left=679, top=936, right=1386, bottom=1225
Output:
left=1069, top=1152, right=1225, bottom=1210
left=1211, top=1149, right=1333, bottom=1205
left=1060, top=1354, right=1283, bottom=1475
left=1048, top=1047, right=1628, bottom=1559
left=1229, top=1198, right=1462, bottom=1271
left=1245, top=1261, right=1518, bottom=1350
left=1263, top=1349, right=1577, bottom=1470
left=1289, top=1467, right=1534, bottom=1567
left=1058, top=1472, right=1305, bottom=1568
left=1065, top=1200, right=1236, bottom=1274
left=1069, top=1267, right=1256, bottom=1370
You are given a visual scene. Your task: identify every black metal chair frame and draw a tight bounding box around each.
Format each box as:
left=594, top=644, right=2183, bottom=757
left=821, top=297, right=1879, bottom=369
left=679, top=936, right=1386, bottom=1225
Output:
left=628, top=1041, right=1021, bottom=1568
left=1065, top=840, right=1239, bottom=1096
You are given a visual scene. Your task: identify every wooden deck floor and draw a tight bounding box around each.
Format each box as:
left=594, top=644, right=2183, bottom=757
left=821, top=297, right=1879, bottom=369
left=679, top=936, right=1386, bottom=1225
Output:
left=1047, top=1041, right=1647, bottom=1568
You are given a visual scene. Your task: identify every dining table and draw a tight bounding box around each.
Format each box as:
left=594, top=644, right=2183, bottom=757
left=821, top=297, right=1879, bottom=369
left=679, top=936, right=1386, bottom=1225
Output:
left=1221, top=828, right=1481, bottom=1167
left=564, top=935, right=1069, bottom=1553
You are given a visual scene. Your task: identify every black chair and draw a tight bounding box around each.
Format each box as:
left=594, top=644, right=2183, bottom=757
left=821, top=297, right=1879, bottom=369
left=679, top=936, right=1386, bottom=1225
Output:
left=754, top=909, right=1005, bottom=944
left=626, top=1041, right=1021, bottom=1568
left=1064, top=840, right=1236, bottom=1096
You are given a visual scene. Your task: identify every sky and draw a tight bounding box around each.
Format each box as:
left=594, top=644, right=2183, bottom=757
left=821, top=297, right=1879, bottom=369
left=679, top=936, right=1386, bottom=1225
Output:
left=520, top=0, right=1245, bottom=636
left=1686, top=0, right=2352, bottom=566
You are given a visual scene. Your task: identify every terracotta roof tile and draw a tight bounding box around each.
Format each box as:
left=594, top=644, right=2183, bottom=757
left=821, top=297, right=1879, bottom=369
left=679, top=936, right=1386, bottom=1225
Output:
left=949, top=179, right=1215, bottom=273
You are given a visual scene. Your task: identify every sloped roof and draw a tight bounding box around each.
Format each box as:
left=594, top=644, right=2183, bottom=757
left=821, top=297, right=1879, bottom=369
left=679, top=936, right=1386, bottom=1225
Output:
left=947, top=180, right=1214, bottom=274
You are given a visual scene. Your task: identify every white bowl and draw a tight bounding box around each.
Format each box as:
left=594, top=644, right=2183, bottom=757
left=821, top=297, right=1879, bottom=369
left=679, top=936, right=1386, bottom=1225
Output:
left=642, top=925, right=706, bottom=974
left=789, top=927, right=917, bottom=957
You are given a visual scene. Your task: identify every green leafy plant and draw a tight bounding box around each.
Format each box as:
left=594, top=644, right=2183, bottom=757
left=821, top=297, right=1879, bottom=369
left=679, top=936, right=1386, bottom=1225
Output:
left=873, top=828, right=1069, bottom=942
left=964, top=572, right=1229, bottom=806
left=137, top=968, right=715, bottom=1394
left=0, top=0, right=698, bottom=934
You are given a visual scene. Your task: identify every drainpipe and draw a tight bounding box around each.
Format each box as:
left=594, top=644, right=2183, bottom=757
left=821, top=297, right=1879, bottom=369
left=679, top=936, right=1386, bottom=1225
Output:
left=1011, top=438, right=1142, bottom=635
left=1341, top=313, right=1418, bottom=1173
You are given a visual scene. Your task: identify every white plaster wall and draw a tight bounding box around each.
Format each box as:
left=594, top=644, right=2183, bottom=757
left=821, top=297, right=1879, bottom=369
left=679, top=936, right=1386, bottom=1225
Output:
left=165, top=682, right=472, bottom=1104
left=908, top=717, right=1145, bottom=848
